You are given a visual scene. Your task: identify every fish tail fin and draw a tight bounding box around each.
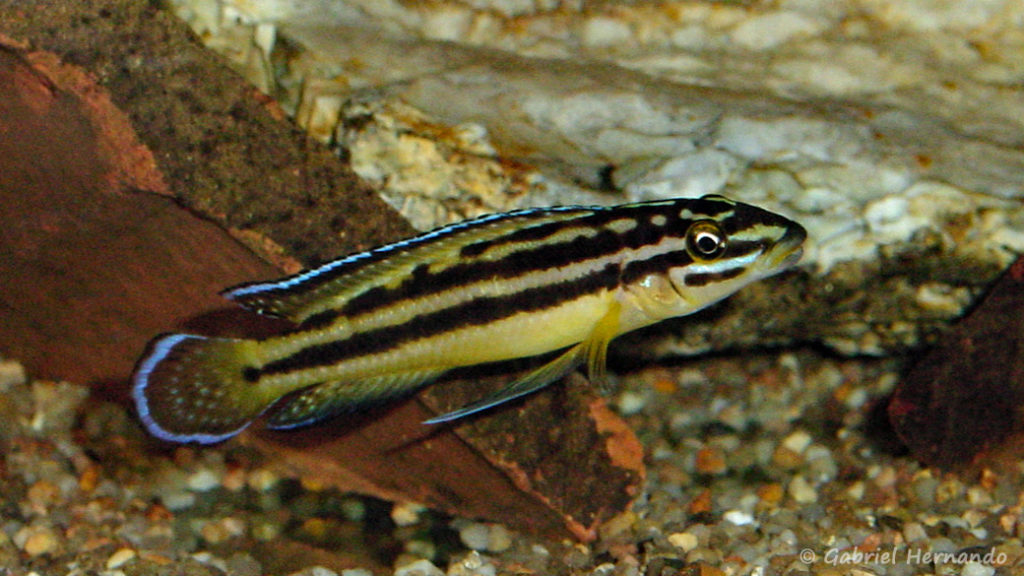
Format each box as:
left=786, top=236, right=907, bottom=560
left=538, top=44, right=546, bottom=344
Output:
left=132, top=334, right=273, bottom=444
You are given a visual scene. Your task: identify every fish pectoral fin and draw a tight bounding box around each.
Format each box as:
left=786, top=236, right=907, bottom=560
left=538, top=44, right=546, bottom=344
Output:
left=583, top=299, right=621, bottom=392
left=423, top=343, right=585, bottom=425
left=267, top=369, right=446, bottom=430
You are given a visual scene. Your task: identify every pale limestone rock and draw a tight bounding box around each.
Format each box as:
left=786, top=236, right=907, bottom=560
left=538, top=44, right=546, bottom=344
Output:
left=165, top=0, right=1024, bottom=355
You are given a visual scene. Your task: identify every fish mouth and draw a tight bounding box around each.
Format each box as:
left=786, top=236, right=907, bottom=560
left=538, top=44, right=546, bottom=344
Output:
left=768, top=223, right=808, bottom=271
left=778, top=247, right=804, bottom=269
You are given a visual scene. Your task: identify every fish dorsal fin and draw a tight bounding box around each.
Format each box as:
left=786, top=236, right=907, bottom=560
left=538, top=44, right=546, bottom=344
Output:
left=224, top=206, right=597, bottom=323
left=266, top=369, right=446, bottom=430
left=423, top=343, right=585, bottom=424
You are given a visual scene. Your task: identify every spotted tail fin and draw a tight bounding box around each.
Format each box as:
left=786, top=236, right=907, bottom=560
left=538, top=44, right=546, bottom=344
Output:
left=132, top=334, right=274, bottom=444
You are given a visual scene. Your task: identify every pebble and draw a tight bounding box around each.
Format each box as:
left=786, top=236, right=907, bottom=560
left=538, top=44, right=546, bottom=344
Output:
left=200, top=517, right=246, bottom=544
left=247, top=468, right=281, bottom=492
left=447, top=551, right=496, bottom=576
left=394, top=559, right=444, bottom=576
left=667, top=531, right=699, bottom=552
left=391, top=502, right=426, bottom=527
left=2, top=314, right=1021, bottom=576
left=226, top=552, right=263, bottom=576
left=486, top=524, right=512, bottom=553
left=458, top=522, right=491, bottom=551
left=290, top=568, right=339, bottom=576
left=936, top=477, right=966, bottom=503
left=16, top=526, right=59, bottom=557
left=695, top=446, right=728, bottom=475
left=771, top=445, right=804, bottom=470
left=722, top=510, right=756, bottom=526
left=187, top=468, right=222, bottom=492
left=901, top=521, right=928, bottom=543
left=26, top=479, right=60, bottom=509
left=967, top=486, right=994, bottom=506
left=781, top=430, right=812, bottom=454
left=0, top=360, right=26, bottom=389
left=787, top=475, right=818, bottom=504
left=804, top=445, right=838, bottom=482
left=106, top=547, right=136, bottom=570
left=961, top=563, right=994, bottom=576
left=221, top=466, right=248, bottom=491
left=756, top=483, right=784, bottom=508
left=617, top=391, right=648, bottom=415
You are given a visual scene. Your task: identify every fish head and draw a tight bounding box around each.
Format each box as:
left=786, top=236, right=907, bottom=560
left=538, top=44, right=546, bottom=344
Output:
left=661, top=194, right=807, bottom=314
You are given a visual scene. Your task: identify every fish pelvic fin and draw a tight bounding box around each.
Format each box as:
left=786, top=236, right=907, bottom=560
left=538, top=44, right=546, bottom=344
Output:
left=266, top=369, right=446, bottom=430
left=423, top=343, right=585, bottom=424
left=132, top=334, right=272, bottom=444
left=424, top=299, right=623, bottom=424
left=584, top=299, right=621, bottom=390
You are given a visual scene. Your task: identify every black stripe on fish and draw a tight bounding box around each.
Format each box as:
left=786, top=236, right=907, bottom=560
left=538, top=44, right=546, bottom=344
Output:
left=259, top=262, right=622, bottom=376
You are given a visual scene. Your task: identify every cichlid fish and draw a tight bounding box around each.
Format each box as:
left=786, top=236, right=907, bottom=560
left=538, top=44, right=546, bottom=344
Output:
left=133, top=194, right=806, bottom=443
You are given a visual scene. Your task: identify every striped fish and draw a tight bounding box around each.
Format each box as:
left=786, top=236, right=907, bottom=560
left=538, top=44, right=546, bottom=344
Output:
left=133, top=194, right=806, bottom=443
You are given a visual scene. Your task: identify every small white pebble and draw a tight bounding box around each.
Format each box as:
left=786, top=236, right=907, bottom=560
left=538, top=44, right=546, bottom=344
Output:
left=291, top=567, right=339, bottom=576
left=722, top=510, right=756, bottom=526
left=963, top=509, right=987, bottom=528
left=222, top=516, right=247, bottom=537
left=247, top=468, right=281, bottom=492
left=967, top=486, right=994, bottom=506
left=781, top=430, right=812, bottom=454
left=902, top=521, right=927, bottom=543
left=106, top=547, right=137, bottom=570
left=961, top=562, right=995, bottom=576
left=290, top=565, right=342, bottom=573
left=843, top=387, right=869, bottom=409
left=617, top=391, right=648, bottom=415
left=845, top=480, right=865, bottom=500
left=788, top=475, right=818, bottom=504
left=187, top=468, right=222, bottom=492
left=447, top=551, right=496, bottom=576
left=667, top=532, right=699, bottom=552
left=391, top=502, right=425, bottom=527
left=17, top=527, right=59, bottom=557
left=0, top=360, right=27, bottom=390
left=393, top=558, right=444, bottom=576
left=486, top=524, right=512, bottom=552
left=192, top=551, right=228, bottom=572
left=339, top=569, right=373, bottom=576
left=459, top=523, right=490, bottom=551
left=161, top=491, right=196, bottom=511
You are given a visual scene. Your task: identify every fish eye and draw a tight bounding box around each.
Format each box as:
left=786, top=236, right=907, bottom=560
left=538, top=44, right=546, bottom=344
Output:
left=686, top=220, right=727, bottom=260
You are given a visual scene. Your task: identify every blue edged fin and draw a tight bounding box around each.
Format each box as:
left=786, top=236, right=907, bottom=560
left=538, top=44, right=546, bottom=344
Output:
left=221, top=206, right=596, bottom=323
left=266, top=369, right=445, bottom=429
left=424, top=299, right=623, bottom=424
left=423, top=343, right=585, bottom=424
left=132, top=334, right=270, bottom=444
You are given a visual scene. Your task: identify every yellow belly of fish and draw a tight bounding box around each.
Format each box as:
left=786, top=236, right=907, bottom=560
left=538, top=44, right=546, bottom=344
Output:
left=261, top=291, right=616, bottom=392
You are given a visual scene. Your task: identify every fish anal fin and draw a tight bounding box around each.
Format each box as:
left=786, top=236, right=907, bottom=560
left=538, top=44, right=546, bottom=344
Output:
left=423, top=343, right=585, bottom=424
left=266, top=369, right=445, bottom=429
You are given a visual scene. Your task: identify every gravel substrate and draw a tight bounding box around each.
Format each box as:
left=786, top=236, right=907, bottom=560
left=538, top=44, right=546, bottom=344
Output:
left=2, top=350, right=1022, bottom=576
